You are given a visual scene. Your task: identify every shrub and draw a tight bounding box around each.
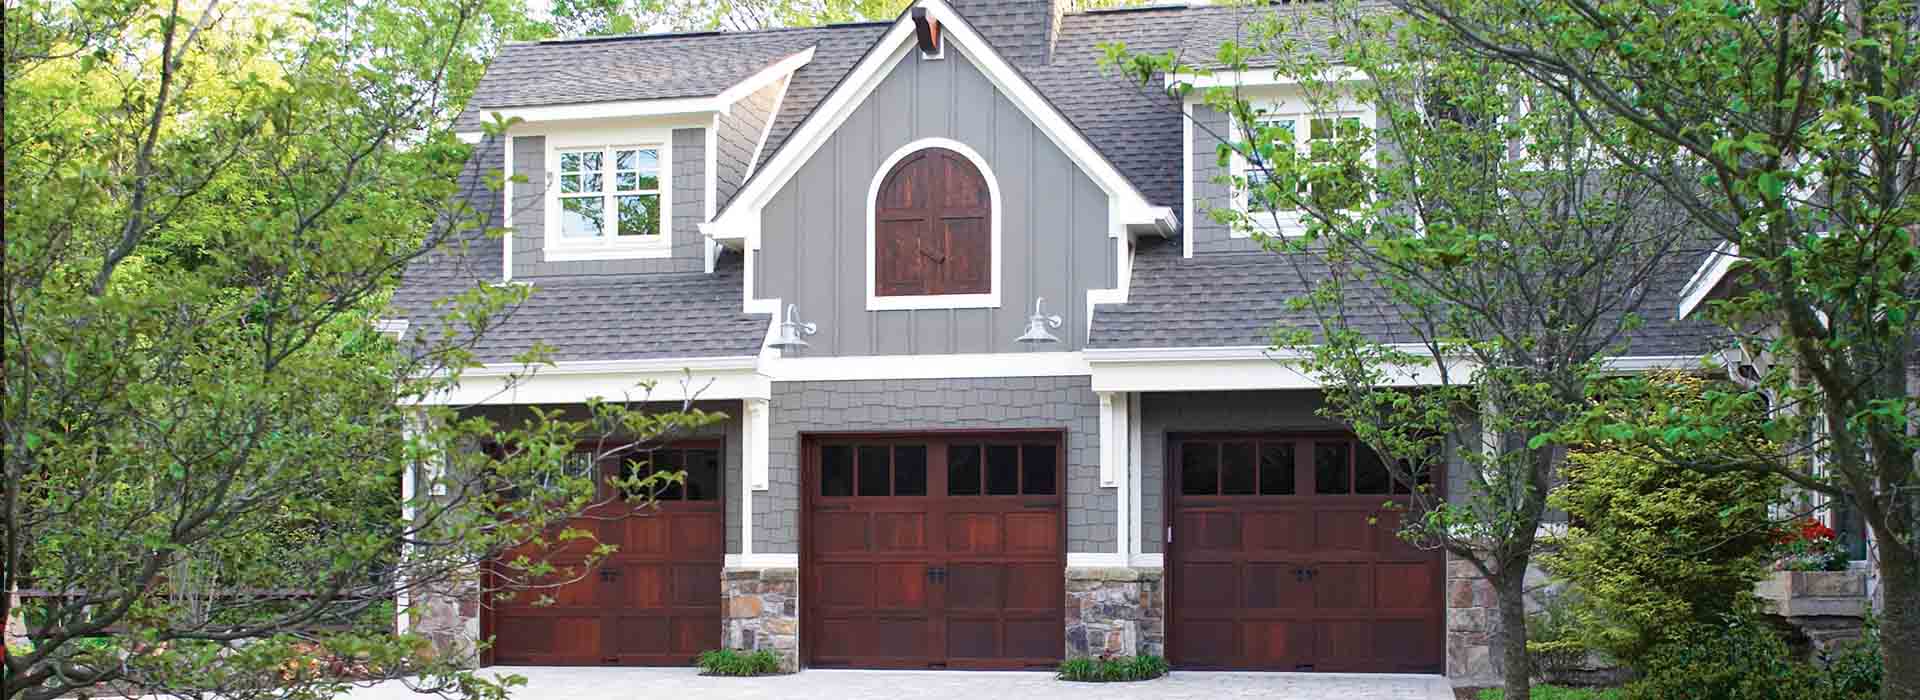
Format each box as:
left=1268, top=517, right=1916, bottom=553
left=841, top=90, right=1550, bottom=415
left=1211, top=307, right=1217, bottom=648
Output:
left=1625, top=614, right=1880, bottom=700
left=1056, top=654, right=1168, bottom=682
left=1476, top=686, right=1625, bottom=700
left=695, top=648, right=783, bottom=676
left=1547, top=372, right=1786, bottom=665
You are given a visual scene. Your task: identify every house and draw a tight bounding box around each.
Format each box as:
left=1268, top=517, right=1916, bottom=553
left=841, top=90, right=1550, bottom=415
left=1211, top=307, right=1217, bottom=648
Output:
left=384, top=0, right=1720, bottom=683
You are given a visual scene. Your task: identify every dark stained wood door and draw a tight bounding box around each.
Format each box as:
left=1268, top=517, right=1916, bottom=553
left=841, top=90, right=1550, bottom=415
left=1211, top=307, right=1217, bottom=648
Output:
left=805, top=433, right=1063, bottom=669
left=1168, top=434, right=1443, bottom=673
left=490, top=444, right=724, bottom=666
left=873, top=148, right=991, bottom=297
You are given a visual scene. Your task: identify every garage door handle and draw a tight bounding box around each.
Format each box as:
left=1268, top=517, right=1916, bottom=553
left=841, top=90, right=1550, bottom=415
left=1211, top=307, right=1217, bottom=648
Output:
left=926, top=566, right=947, bottom=583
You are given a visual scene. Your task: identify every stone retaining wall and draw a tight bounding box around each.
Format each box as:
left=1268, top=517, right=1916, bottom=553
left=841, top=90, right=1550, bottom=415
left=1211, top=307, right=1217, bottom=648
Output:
left=721, top=567, right=800, bottom=671
left=1065, top=567, right=1163, bottom=659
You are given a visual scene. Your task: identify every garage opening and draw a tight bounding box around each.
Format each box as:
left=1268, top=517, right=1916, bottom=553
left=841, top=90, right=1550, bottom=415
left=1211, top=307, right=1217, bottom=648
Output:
left=488, top=443, right=724, bottom=666
left=803, top=432, right=1064, bottom=669
left=1168, top=433, right=1443, bottom=673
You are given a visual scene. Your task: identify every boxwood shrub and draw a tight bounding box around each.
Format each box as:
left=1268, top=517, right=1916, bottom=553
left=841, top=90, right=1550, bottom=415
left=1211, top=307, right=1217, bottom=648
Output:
left=1057, top=654, right=1168, bottom=682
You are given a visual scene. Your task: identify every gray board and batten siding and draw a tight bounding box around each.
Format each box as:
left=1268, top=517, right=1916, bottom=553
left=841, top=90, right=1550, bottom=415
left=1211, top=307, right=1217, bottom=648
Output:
left=753, top=48, right=1119, bottom=357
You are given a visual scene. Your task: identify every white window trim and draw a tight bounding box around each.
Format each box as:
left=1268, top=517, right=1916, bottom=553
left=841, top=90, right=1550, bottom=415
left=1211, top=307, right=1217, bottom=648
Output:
left=1227, top=98, right=1376, bottom=238
left=542, top=128, right=673, bottom=262
left=864, top=137, right=1002, bottom=311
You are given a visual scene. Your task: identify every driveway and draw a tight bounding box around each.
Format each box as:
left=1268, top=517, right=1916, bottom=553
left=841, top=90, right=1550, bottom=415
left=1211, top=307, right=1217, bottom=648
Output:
left=341, top=666, right=1456, bottom=700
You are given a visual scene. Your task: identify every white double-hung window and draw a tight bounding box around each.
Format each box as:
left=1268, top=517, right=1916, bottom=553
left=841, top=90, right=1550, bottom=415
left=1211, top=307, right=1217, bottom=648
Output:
left=545, top=134, right=671, bottom=260
left=1230, top=98, right=1374, bottom=236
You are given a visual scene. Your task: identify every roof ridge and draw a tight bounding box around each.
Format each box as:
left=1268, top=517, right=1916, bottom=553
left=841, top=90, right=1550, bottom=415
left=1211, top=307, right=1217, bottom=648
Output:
left=510, top=20, right=893, bottom=47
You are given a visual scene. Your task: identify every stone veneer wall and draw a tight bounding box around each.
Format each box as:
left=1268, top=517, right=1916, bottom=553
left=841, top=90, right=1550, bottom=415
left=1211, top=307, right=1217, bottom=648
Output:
left=412, top=574, right=482, bottom=666
left=1065, top=567, right=1164, bottom=659
left=721, top=567, right=801, bottom=671
left=1446, top=554, right=1559, bottom=687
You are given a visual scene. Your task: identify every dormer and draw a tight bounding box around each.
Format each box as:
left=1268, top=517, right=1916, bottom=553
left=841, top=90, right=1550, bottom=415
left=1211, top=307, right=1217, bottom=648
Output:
left=452, top=40, right=816, bottom=278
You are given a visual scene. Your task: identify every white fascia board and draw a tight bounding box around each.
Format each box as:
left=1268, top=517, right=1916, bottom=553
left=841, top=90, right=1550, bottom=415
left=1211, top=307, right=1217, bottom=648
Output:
left=705, top=0, right=1163, bottom=240
left=762, top=351, right=1092, bottom=382
left=425, top=357, right=769, bottom=406
left=373, top=319, right=410, bottom=339
left=455, top=131, right=484, bottom=144
left=1603, top=355, right=1712, bottom=374
left=1676, top=241, right=1743, bottom=319
left=493, top=96, right=728, bottom=124
left=1087, top=344, right=1458, bottom=392
left=1169, top=65, right=1369, bottom=89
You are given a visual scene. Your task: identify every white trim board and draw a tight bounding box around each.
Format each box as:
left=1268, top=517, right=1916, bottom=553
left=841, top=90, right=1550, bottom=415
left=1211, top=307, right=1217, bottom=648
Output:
left=762, top=351, right=1091, bottom=382
left=724, top=553, right=799, bottom=569
left=865, top=137, right=1003, bottom=311
left=1677, top=241, right=1743, bottom=319
left=702, top=0, right=1171, bottom=246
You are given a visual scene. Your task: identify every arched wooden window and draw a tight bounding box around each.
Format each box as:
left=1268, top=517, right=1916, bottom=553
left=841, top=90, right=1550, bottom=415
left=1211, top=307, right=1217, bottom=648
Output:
left=873, top=147, right=991, bottom=297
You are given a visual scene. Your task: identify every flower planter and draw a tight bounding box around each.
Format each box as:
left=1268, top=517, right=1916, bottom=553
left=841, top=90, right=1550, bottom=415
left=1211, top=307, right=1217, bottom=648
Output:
left=1754, top=569, right=1868, bottom=618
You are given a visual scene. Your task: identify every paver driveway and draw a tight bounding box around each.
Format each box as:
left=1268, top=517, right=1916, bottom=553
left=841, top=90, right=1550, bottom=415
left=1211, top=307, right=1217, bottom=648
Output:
left=341, top=666, right=1455, bottom=700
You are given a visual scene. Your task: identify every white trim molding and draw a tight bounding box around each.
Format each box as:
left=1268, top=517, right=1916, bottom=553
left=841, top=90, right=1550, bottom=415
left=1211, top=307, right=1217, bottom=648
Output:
left=422, top=356, right=768, bottom=406
left=502, top=134, right=515, bottom=281
left=724, top=553, right=799, bottom=569
left=865, top=137, right=1003, bottom=311
left=373, top=319, right=411, bottom=340
left=1677, top=241, right=1743, bottom=319
left=762, top=351, right=1090, bottom=382
left=1170, top=65, right=1369, bottom=90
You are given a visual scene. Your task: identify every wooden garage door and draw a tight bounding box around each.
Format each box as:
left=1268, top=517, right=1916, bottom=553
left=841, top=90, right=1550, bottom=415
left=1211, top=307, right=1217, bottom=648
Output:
left=490, top=444, right=724, bottom=666
left=1169, top=434, right=1443, bottom=673
left=805, top=433, right=1063, bottom=669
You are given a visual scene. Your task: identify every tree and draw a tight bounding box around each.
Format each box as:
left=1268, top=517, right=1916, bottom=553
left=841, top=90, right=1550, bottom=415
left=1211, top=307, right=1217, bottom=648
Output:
left=1544, top=372, right=1786, bottom=666
left=2, top=1, right=716, bottom=698
left=1106, top=4, right=1689, bottom=697
left=1363, top=0, right=1918, bottom=697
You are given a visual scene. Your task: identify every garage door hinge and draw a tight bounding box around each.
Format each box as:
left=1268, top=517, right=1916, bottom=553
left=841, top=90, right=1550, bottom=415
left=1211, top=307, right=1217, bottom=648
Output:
left=1166, top=526, right=1172, bottom=544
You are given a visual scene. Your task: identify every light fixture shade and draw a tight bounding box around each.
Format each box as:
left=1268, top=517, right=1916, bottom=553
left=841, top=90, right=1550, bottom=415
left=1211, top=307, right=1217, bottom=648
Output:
left=768, top=303, right=818, bottom=350
left=1016, top=297, right=1063, bottom=344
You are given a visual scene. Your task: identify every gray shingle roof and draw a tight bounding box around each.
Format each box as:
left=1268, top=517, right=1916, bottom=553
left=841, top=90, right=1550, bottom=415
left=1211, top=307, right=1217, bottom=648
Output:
left=453, top=24, right=887, bottom=132
left=1090, top=237, right=1728, bottom=358
left=463, top=260, right=768, bottom=363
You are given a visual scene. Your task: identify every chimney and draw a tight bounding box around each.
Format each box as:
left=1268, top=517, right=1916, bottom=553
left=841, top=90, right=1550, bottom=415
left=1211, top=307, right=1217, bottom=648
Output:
left=943, top=0, right=1073, bottom=66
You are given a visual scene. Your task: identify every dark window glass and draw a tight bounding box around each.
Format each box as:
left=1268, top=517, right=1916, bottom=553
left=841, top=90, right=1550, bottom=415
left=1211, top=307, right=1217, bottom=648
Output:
left=1355, top=445, right=1392, bottom=495
left=1021, top=444, right=1056, bottom=495
left=1314, top=441, right=1351, bottom=495
left=894, top=445, right=927, bottom=496
left=986, top=445, right=1020, bottom=495
left=1221, top=442, right=1257, bottom=495
left=948, top=445, right=982, bottom=495
left=821, top=445, right=853, bottom=497
left=1259, top=443, right=1296, bottom=495
left=858, top=445, right=891, bottom=497
left=654, top=449, right=686, bottom=500
left=1181, top=442, right=1219, bottom=496
left=685, top=448, right=720, bottom=501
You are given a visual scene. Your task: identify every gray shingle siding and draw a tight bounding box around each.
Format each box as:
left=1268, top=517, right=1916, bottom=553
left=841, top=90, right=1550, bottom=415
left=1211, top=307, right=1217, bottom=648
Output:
left=715, top=76, right=787, bottom=209
left=758, top=377, right=1112, bottom=554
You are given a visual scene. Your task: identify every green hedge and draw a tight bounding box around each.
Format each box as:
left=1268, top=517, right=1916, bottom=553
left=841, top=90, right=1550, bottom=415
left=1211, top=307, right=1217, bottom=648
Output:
left=695, top=648, right=783, bottom=676
left=1476, top=686, right=1625, bottom=700
left=1057, top=654, right=1168, bottom=682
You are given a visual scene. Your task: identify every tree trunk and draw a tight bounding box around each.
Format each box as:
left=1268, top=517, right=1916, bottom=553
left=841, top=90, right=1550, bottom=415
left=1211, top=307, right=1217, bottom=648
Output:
left=1882, top=545, right=1920, bottom=700
left=1495, top=568, right=1532, bottom=700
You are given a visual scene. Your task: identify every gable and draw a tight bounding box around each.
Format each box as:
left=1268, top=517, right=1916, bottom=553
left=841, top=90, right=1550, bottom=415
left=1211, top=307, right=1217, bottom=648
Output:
left=705, top=0, right=1174, bottom=246
left=752, top=47, right=1119, bottom=357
